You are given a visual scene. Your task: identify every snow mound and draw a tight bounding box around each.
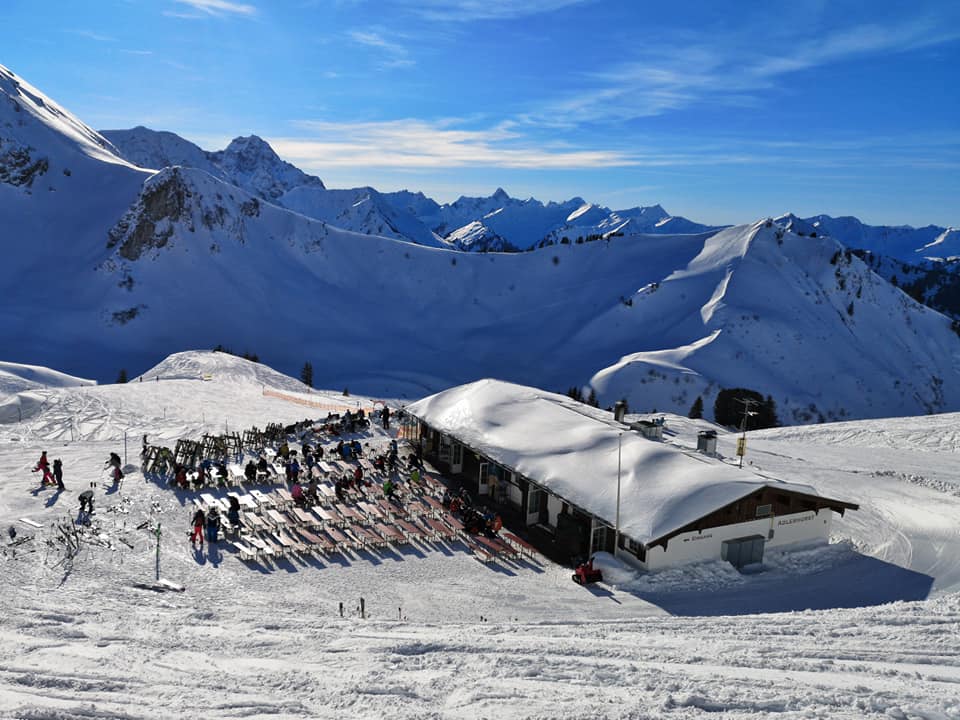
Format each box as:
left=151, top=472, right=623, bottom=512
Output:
left=140, top=350, right=311, bottom=392
left=0, top=361, right=95, bottom=398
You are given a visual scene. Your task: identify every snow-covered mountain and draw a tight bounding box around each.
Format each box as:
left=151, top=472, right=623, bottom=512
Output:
left=279, top=185, right=444, bottom=248
left=583, top=220, right=960, bottom=424
left=775, top=213, right=958, bottom=262
left=4, top=62, right=960, bottom=425
left=103, top=126, right=325, bottom=202
left=390, top=189, right=720, bottom=252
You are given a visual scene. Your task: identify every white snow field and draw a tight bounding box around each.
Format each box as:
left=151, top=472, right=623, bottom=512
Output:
left=1, top=352, right=959, bottom=719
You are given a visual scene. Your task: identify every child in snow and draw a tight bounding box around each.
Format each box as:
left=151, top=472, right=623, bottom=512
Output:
left=190, top=508, right=205, bottom=547
left=34, top=451, right=54, bottom=485
left=78, top=489, right=95, bottom=515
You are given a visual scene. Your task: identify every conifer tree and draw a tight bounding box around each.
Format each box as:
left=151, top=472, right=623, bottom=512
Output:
left=688, top=395, right=703, bottom=419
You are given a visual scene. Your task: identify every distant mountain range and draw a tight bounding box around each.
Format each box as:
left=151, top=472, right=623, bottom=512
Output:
left=103, top=125, right=723, bottom=252
left=2, top=61, right=959, bottom=424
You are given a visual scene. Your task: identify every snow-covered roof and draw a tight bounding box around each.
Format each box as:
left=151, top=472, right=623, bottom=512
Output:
left=407, top=379, right=848, bottom=546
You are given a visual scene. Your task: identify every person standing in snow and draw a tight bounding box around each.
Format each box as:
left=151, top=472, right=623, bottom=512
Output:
left=206, top=507, right=221, bottom=543
left=190, top=508, right=205, bottom=547
left=53, top=458, right=64, bottom=490
left=34, top=451, right=54, bottom=485
left=382, top=405, right=390, bottom=430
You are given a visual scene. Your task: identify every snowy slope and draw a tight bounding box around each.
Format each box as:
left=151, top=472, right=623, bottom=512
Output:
left=92, top=172, right=720, bottom=401
left=0, top=361, right=95, bottom=423
left=0, top=64, right=151, bottom=363
left=278, top=185, right=444, bottom=248
left=794, top=213, right=957, bottom=262
left=103, top=127, right=325, bottom=201
left=583, top=220, right=960, bottom=422
left=1, top=357, right=959, bottom=718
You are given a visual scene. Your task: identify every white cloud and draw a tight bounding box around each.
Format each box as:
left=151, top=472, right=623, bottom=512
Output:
left=542, top=17, right=960, bottom=124
left=348, top=30, right=404, bottom=53
left=67, top=29, right=117, bottom=42
left=171, top=0, right=257, bottom=17
left=398, top=0, right=589, bottom=22
left=269, top=118, right=637, bottom=170
left=347, top=29, right=415, bottom=70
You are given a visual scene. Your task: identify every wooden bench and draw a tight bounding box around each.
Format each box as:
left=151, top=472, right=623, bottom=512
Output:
left=291, top=507, right=319, bottom=527
left=422, top=497, right=445, bottom=516
left=274, top=529, right=309, bottom=555
left=396, top=519, right=428, bottom=541
left=318, top=484, right=337, bottom=503
left=468, top=540, right=496, bottom=564
left=228, top=492, right=258, bottom=512
left=231, top=539, right=259, bottom=562
left=425, top=518, right=456, bottom=540
left=335, top=504, right=363, bottom=523
left=358, top=501, right=384, bottom=520
left=199, top=493, right=228, bottom=512
left=249, top=489, right=275, bottom=510
left=311, top=505, right=340, bottom=526
left=294, top=527, right=334, bottom=555
left=242, top=512, right=270, bottom=533
left=245, top=535, right=276, bottom=558
left=376, top=522, right=407, bottom=545
left=326, top=526, right=358, bottom=551
left=503, top=531, right=539, bottom=560
left=352, top=525, right=386, bottom=549
left=444, top=515, right=465, bottom=536
left=274, top=487, right=294, bottom=507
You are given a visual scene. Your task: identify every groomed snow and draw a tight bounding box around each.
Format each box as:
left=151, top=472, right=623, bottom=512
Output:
left=2, top=353, right=959, bottom=718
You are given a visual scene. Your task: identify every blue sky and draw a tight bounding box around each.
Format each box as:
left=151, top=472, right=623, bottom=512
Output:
left=6, top=0, right=959, bottom=226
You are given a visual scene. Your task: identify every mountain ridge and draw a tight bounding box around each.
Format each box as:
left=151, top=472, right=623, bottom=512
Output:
left=3, top=62, right=960, bottom=425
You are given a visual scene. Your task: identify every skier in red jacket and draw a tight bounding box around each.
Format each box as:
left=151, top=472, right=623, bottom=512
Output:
left=33, top=451, right=54, bottom=485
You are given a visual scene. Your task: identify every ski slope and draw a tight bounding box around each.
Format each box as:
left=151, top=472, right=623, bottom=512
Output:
left=0, top=352, right=959, bottom=718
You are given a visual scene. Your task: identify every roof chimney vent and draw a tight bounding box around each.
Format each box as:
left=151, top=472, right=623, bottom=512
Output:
left=613, top=400, right=627, bottom=423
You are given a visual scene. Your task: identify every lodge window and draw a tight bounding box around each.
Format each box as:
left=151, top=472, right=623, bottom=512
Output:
left=452, top=442, right=462, bottom=465
left=756, top=504, right=772, bottom=518
left=528, top=488, right=545, bottom=514
left=626, top=537, right=646, bottom=562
